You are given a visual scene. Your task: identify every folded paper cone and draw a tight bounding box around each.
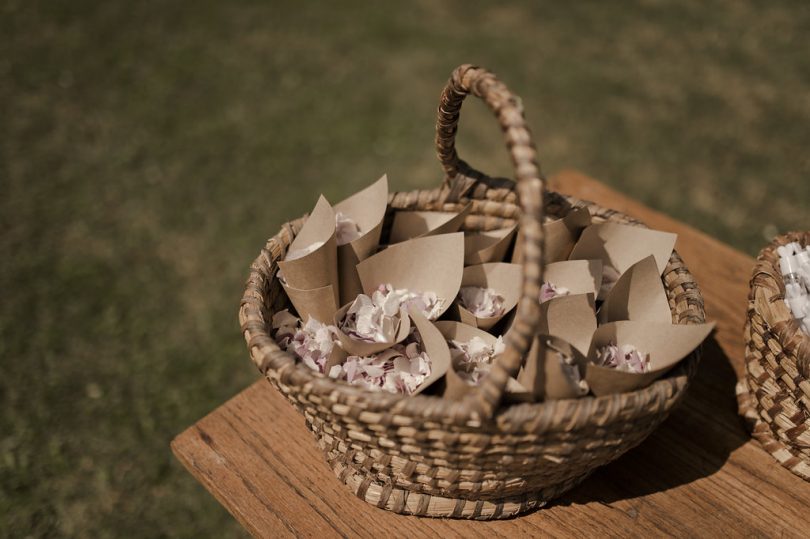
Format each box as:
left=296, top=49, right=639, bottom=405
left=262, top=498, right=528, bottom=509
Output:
left=585, top=320, right=715, bottom=396
left=518, top=335, right=589, bottom=401
left=407, top=309, right=452, bottom=395
left=542, top=259, right=603, bottom=298
left=388, top=203, right=472, bottom=244
left=277, top=195, right=340, bottom=297
left=503, top=378, right=534, bottom=403
left=539, top=293, right=597, bottom=356
left=494, top=308, right=517, bottom=338
left=543, top=207, right=592, bottom=263
left=334, top=175, right=388, bottom=305
left=322, top=345, right=348, bottom=374
left=456, top=263, right=523, bottom=331
left=333, top=303, right=411, bottom=356
left=598, top=255, right=672, bottom=325
left=569, top=222, right=677, bottom=278
left=464, top=225, right=517, bottom=266
left=356, top=232, right=464, bottom=319
left=513, top=207, right=591, bottom=264
left=433, top=321, right=523, bottom=402
left=281, top=282, right=339, bottom=325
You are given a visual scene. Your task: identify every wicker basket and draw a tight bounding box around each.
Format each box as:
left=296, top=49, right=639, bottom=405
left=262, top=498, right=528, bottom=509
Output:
left=239, top=65, right=707, bottom=519
left=737, top=232, right=810, bottom=481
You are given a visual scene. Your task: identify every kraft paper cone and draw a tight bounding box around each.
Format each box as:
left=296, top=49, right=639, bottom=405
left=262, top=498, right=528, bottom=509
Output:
left=322, top=345, right=348, bottom=374
left=333, top=303, right=411, bottom=356
left=518, top=335, right=590, bottom=401
left=569, top=222, right=677, bottom=278
left=456, top=263, right=523, bottom=331
left=277, top=196, right=340, bottom=301
left=542, top=259, right=603, bottom=298
left=464, top=225, right=517, bottom=266
left=333, top=174, right=388, bottom=305
left=388, top=203, right=472, bottom=244
left=598, top=255, right=672, bottom=325
left=408, top=309, right=452, bottom=396
left=539, top=293, right=597, bottom=356
left=356, top=233, right=464, bottom=319
left=491, top=308, right=517, bottom=340
left=433, top=321, right=525, bottom=402
left=503, top=378, right=534, bottom=403
left=281, top=282, right=339, bottom=325
left=585, top=320, right=715, bottom=396
left=512, top=207, right=591, bottom=264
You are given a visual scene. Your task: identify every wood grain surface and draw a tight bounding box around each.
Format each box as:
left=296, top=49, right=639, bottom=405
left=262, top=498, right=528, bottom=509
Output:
left=172, top=170, right=810, bottom=538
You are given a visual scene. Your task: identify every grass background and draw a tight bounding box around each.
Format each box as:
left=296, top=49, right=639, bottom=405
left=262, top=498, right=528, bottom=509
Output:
left=2, top=0, right=809, bottom=536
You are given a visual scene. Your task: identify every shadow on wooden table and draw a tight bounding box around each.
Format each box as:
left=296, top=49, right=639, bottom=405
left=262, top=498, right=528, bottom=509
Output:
left=553, top=336, right=748, bottom=507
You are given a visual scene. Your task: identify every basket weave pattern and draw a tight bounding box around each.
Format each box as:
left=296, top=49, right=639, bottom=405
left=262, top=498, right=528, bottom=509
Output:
left=738, top=232, right=810, bottom=481
left=239, top=65, right=707, bottom=518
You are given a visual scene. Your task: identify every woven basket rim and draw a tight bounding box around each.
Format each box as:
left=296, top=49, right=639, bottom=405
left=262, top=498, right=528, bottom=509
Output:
left=739, top=231, right=810, bottom=482
left=748, top=231, right=810, bottom=362
left=240, top=187, right=705, bottom=431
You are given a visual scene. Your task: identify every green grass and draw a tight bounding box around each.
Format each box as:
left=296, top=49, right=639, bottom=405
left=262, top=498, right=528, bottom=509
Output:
left=2, top=1, right=809, bottom=536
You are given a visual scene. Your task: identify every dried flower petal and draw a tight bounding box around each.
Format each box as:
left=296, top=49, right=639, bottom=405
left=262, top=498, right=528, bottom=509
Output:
left=335, top=211, right=362, bottom=245
left=459, top=286, right=505, bottom=318
left=595, top=341, right=650, bottom=373
left=539, top=281, right=570, bottom=303
left=271, top=310, right=339, bottom=374
left=331, top=332, right=432, bottom=395
left=341, top=293, right=400, bottom=343
left=449, top=336, right=505, bottom=384
left=340, top=284, right=444, bottom=343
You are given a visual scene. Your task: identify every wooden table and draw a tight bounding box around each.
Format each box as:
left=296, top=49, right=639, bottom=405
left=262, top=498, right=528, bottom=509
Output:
left=172, top=171, right=810, bottom=538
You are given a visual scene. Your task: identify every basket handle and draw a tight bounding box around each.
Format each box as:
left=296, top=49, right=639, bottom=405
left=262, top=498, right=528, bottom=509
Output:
left=436, top=65, right=545, bottom=418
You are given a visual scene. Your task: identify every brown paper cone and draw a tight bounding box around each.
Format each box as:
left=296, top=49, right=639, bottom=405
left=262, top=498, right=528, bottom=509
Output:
left=277, top=196, right=340, bottom=299
left=543, top=207, right=592, bottom=263
left=388, top=203, right=472, bottom=244
left=433, top=321, right=523, bottom=402
left=455, top=263, right=523, bottom=331
left=598, top=255, right=672, bottom=325
left=569, top=222, right=677, bottom=277
left=322, top=345, right=348, bottom=374
left=334, top=175, right=389, bottom=305
left=512, top=207, right=591, bottom=264
left=503, top=378, right=534, bottom=403
left=539, top=293, right=597, bottom=356
left=407, top=309, right=452, bottom=395
left=333, top=303, right=411, bottom=356
left=518, top=335, right=589, bottom=401
left=464, top=225, right=517, bottom=266
left=281, top=282, right=339, bottom=325
left=586, top=320, right=716, bottom=396
left=355, top=232, right=464, bottom=319
left=542, top=259, right=603, bottom=298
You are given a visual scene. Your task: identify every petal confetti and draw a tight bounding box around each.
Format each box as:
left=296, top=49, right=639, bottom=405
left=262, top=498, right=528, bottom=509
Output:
left=339, top=284, right=444, bottom=344
left=271, top=309, right=339, bottom=374
left=458, top=286, right=505, bottom=318
left=594, top=342, right=650, bottom=373
left=332, top=332, right=432, bottom=395
left=335, top=211, right=362, bottom=246
left=539, top=281, right=570, bottom=303
left=449, top=335, right=505, bottom=384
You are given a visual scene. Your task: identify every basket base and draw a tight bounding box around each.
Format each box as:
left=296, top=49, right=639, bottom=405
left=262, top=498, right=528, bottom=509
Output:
left=736, top=379, right=810, bottom=481
left=322, top=451, right=590, bottom=520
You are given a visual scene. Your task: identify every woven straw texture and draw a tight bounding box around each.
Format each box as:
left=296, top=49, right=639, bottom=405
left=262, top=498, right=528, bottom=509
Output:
left=738, top=232, right=810, bottom=481
left=239, top=65, right=707, bottom=518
